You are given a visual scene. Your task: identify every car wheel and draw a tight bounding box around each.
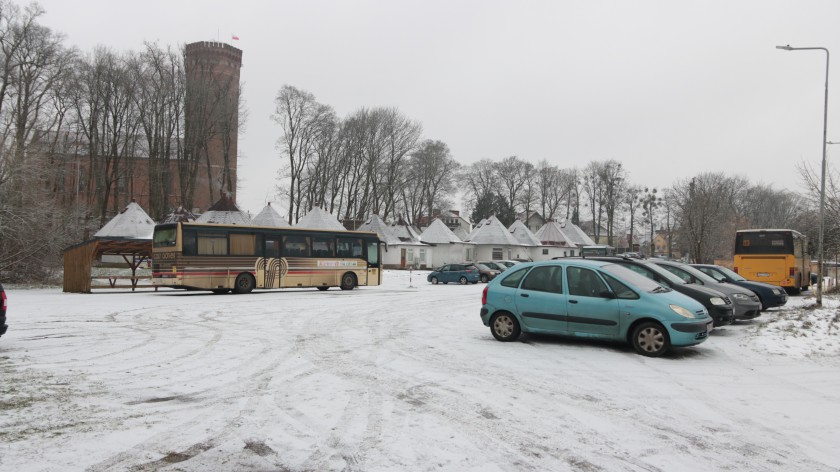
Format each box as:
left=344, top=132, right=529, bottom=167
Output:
left=430, top=276, right=438, bottom=285
left=631, top=321, right=670, bottom=357
left=490, top=312, right=521, bottom=342
left=317, top=286, right=329, bottom=291
left=480, top=274, right=489, bottom=283
left=233, top=273, right=255, bottom=294
left=340, top=272, right=357, bottom=290
left=459, top=276, right=468, bottom=285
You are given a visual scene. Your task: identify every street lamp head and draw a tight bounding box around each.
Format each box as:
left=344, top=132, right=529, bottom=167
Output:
left=776, top=45, right=793, bottom=50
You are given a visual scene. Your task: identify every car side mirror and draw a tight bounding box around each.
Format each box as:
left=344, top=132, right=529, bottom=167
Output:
left=599, top=290, right=616, bottom=299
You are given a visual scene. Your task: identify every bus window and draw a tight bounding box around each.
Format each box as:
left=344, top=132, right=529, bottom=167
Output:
left=230, top=233, right=257, bottom=256
left=367, top=241, right=379, bottom=265
left=153, top=227, right=177, bottom=248
left=337, top=238, right=363, bottom=258
left=312, top=236, right=335, bottom=257
left=282, top=235, right=309, bottom=257
left=197, top=232, right=228, bottom=255
left=183, top=230, right=197, bottom=255
left=265, top=237, right=280, bottom=258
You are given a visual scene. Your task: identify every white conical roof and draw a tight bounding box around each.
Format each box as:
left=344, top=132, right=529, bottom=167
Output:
left=509, top=220, right=542, bottom=246
left=196, top=193, right=250, bottom=225
left=535, top=221, right=595, bottom=247
left=562, top=221, right=596, bottom=245
left=251, top=203, right=290, bottom=227
left=295, top=206, right=345, bottom=230
left=420, top=218, right=462, bottom=244
left=196, top=210, right=250, bottom=225
left=357, top=215, right=399, bottom=244
left=464, top=215, right=521, bottom=246
left=94, top=201, right=156, bottom=240
left=535, top=221, right=575, bottom=247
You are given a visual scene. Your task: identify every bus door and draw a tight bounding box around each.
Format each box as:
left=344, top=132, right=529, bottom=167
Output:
left=367, top=241, right=381, bottom=286
left=258, top=235, right=282, bottom=289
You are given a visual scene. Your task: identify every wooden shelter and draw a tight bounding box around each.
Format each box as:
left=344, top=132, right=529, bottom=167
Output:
left=63, top=201, right=157, bottom=293
left=63, top=238, right=153, bottom=293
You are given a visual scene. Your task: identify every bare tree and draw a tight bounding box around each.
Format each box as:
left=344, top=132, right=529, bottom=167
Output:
left=623, top=185, right=643, bottom=251
left=671, top=173, right=744, bottom=263
left=641, top=187, right=660, bottom=256
left=71, top=47, right=142, bottom=223
left=132, top=43, right=184, bottom=220
left=272, top=85, right=332, bottom=224
left=411, top=139, right=459, bottom=224
left=495, top=155, right=533, bottom=220
left=600, top=160, right=626, bottom=246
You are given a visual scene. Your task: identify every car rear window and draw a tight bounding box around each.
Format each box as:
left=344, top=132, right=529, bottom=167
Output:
left=500, top=266, right=530, bottom=288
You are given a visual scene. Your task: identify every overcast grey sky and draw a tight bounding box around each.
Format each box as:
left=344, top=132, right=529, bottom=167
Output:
left=36, top=0, right=840, bottom=215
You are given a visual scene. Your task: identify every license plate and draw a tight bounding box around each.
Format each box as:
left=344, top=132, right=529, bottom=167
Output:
left=757, top=272, right=770, bottom=277
left=706, top=321, right=714, bottom=334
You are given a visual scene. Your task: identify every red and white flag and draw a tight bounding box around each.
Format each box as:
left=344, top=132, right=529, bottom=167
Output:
left=231, top=34, right=239, bottom=41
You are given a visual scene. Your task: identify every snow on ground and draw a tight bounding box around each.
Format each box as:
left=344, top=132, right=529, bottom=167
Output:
left=1, top=271, right=839, bottom=471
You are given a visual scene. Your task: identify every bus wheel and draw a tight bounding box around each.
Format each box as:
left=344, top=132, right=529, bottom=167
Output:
left=234, top=273, right=255, bottom=294
left=340, top=272, right=357, bottom=291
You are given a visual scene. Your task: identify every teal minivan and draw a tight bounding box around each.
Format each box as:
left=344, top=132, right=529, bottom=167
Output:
left=480, top=260, right=712, bottom=357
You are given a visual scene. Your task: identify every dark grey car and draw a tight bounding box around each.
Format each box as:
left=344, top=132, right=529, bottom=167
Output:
left=651, top=259, right=762, bottom=320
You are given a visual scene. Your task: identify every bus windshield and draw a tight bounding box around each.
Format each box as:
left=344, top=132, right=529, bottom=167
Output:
left=153, top=226, right=177, bottom=248
left=735, top=231, right=793, bottom=255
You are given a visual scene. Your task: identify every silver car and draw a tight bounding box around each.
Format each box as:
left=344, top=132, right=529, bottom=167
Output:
left=650, top=259, right=762, bottom=320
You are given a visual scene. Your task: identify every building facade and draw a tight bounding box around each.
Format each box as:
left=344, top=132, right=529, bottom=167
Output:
left=45, top=41, right=242, bottom=222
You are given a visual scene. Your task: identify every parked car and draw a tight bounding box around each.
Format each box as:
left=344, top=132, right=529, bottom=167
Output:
left=480, top=260, right=712, bottom=357
left=692, top=264, right=788, bottom=311
left=0, top=283, right=7, bottom=339
left=427, top=264, right=480, bottom=285
left=494, top=260, right=521, bottom=268
left=588, top=256, right=735, bottom=327
left=474, top=263, right=502, bottom=283
left=650, top=259, right=762, bottom=320
left=480, top=261, right=508, bottom=272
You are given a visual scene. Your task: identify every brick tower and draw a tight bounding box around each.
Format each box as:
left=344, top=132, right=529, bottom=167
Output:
left=184, top=41, right=242, bottom=212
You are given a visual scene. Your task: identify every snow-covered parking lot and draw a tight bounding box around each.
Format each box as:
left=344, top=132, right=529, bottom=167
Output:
left=1, top=270, right=839, bottom=471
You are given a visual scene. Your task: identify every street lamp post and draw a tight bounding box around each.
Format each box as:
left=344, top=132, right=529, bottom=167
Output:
left=776, top=44, right=830, bottom=305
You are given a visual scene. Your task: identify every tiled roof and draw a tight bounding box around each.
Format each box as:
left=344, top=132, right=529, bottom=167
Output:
left=463, top=216, right=521, bottom=246
left=509, top=220, right=542, bottom=246
left=535, top=221, right=594, bottom=247
left=420, top=218, right=462, bottom=244
left=94, top=201, right=156, bottom=240
left=251, top=204, right=290, bottom=227
left=196, top=194, right=250, bottom=225
left=357, top=215, right=399, bottom=245
left=162, top=206, right=197, bottom=224
left=295, top=207, right=346, bottom=231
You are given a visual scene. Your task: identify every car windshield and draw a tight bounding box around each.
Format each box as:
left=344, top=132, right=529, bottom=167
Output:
left=600, top=264, right=670, bottom=293
left=636, top=260, right=688, bottom=285
left=475, top=263, right=491, bottom=271
left=673, top=263, right=720, bottom=284
left=712, top=265, right=746, bottom=282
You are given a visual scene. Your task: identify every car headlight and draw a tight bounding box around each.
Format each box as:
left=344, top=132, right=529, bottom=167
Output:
left=773, top=289, right=783, bottom=295
left=732, top=293, right=750, bottom=300
left=709, top=297, right=726, bottom=306
left=670, top=304, right=695, bottom=319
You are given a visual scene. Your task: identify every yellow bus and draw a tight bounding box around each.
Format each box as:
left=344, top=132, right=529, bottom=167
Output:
left=733, top=229, right=808, bottom=293
left=152, top=222, right=382, bottom=294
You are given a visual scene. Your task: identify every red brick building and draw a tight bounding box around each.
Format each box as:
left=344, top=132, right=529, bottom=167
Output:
left=45, top=41, right=242, bottom=222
